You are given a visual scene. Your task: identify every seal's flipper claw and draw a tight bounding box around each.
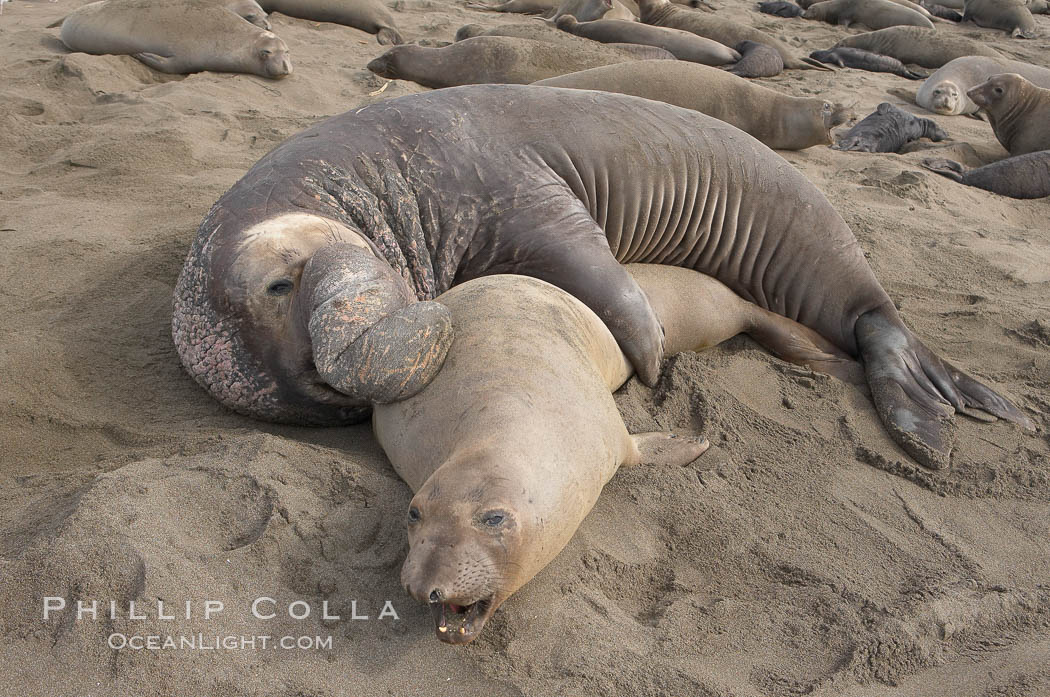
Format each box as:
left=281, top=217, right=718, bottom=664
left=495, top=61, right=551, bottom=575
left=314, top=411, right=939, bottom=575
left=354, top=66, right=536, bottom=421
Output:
left=377, top=27, right=403, bottom=45
left=866, top=371, right=955, bottom=469
left=628, top=432, right=710, bottom=467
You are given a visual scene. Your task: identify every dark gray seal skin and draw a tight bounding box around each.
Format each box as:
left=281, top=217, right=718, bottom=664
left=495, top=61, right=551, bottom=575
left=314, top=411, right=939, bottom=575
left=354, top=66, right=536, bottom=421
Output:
left=968, top=73, right=1050, bottom=156
left=638, top=0, right=832, bottom=70
left=803, top=0, right=936, bottom=29
left=921, top=151, right=1050, bottom=198
left=810, top=47, right=926, bottom=79
left=834, top=27, right=1001, bottom=68
left=554, top=15, right=740, bottom=65
left=257, top=0, right=403, bottom=44
left=173, top=85, right=1033, bottom=471
left=833, top=102, right=948, bottom=152
left=759, top=1, right=805, bottom=15
left=725, top=40, right=786, bottom=77
left=962, top=0, right=1038, bottom=36
left=366, top=36, right=655, bottom=87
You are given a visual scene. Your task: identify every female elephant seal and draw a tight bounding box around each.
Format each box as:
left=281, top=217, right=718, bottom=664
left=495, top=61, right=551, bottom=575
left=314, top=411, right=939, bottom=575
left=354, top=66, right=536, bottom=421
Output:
left=963, top=0, right=1038, bottom=36
left=833, top=27, right=1002, bottom=69
left=967, top=74, right=1050, bottom=156
left=922, top=150, right=1050, bottom=198
left=172, top=85, right=1032, bottom=471
left=554, top=15, right=740, bottom=64
left=803, top=0, right=935, bottom=29
left=534, top=60, right=850, bottom=150
left=257, top=0, right=403, bottom=44
left=916, top=56, right=1050, bottom=115
left=378, top=267, right=865, bottom=643
left=58, top=0, right=292, bottom=77
left=48, top=0, right=273, bottom=30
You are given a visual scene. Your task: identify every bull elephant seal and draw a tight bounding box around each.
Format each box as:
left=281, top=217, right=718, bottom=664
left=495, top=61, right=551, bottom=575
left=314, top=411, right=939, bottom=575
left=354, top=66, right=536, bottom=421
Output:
left=57, top=0, right=292, bottom=77
left=638, top=0, right=830, bottom=70
left=258, top=0, right=403, bottom=44
left=809, top=47, right=925, bottom=79
left=173, top=85, right=1032, bottom=471
left=968, top=74, right=1050, bottom=156
left=378, top=267, right=865, bottom=643
left=725, top=40, right=785, bottom=77
left=554, top=16, right=740, bottom=64
left=833, top=27, right=1001, bottom=69
left=534, top=61, right=849, bottom=149
left=833, top=102, right=948, bottom=152
left=366, top=36, right=661, bottom=87
left=916, top=56, right=1050, bottom=115
left=963, top=0, right=1038, bottom=36
left=921, top=151, right=1050, bottom=198
left=803, top=0, right=935, bottom=29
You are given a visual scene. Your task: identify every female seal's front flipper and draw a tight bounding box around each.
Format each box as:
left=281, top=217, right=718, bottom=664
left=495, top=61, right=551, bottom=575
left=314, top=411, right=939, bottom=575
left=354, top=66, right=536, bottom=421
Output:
left=855, top=309, right=1034, bottom=470
left=626, top=432, right=711, bottom=467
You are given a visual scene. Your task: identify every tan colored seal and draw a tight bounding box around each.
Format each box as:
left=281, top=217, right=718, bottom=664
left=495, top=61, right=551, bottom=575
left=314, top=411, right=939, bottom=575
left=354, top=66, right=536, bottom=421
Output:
left=554, top=16, right=739, bottom=64
left=803, top=0, right=935, bottom=29
left=258, top=0, right=403, bottom=44
left=916, top=56, right=1050, bottom=115
left=833, top=27, right=1002, bottom=68
left=967, top=73, right=1050, bottom=156
left=963, top=0, right=1038, bottom=37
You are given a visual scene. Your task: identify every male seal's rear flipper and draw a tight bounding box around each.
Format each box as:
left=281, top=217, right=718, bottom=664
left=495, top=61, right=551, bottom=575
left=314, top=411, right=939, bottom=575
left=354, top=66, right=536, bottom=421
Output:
left=627, top=432, right=710, bottom=467
left=856, top=309, right=1033, bottom=469
left=921, top=157, right=966, bottom=181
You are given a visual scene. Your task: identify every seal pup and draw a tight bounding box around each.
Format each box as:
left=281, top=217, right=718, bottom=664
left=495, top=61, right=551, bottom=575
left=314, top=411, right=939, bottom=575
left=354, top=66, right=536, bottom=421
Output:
left=833, top=27, right=1001, bottom=69
left=58, top=0, right=292, bottom=77
left=967, top=74, right=1050, bottom=156
left=803, top=0, right=935, bottom=29
left=916, top=56, right=1050, bottom=115
left=258, top=0, right=403, bottom=43
left=173, top=85, right=1032, bottom=471
left=554, top=16, right=740, bottom=64
left=534, top=61, right=849, bottom=149
left=379, top=267, right=865, bottom=643
left=725, top=40, right=785, bottom=77
left=920, top=0, right=964, bottom=18
left=922, top=151, right=1050, bottom=198
left=366, top=36, right=657, bottom=88
left=962, top=0, right=1038, bottom=36
left=759, top=1, right=805, bottom=16
left=810, top=47, right=926, bottom=79
left=833, top=103, right=948, bottom=152
left=637, top=0, right=832, bottom=70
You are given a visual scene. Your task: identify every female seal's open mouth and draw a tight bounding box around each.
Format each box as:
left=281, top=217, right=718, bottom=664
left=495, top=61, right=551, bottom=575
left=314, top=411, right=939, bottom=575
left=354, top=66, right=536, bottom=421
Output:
left=430, top=596, right=494, bottom=644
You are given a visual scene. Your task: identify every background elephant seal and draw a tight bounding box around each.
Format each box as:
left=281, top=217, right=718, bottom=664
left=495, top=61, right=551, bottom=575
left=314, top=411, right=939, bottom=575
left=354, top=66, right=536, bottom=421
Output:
left=467, top=0, right=639, bottom=15
left=725, top=40, right=785, bottom=77
left=833, top=102, right=948, bottom=152
left=759, top=1, right=805, bottom=16
left=833, top=27, right=1001, bottom=68
left=920, top=0, right=964, bottom=18
left=451, top=20, right=675, bottom=58
left=810, top=47, right=926, bottom=79
left=922, top=151, right=1050, bottom=198
left=47, top=0, right=273, bottom=30
left=549, top=0, right=638, bottom=20
left=379, top=267, right=868, bottom=644
left=968, top=74, right=1050, bottom=156
left=58, top=0, right=292, bottom=77
left=916, top=56, right=1050, bottom=115
left=367, top=36, right=664, bottom=87
left=637, top=0, right=831, bottom=70
left=258, top=0, right=403, bottom=44
left=554, top=15, right=740, bottom=65
left=535, top=60, right=849, bottom=149
left=803, top=0, right=935, bottom=29
left=962, top=0, right=1038, bottom=36
left=173, top=84, right=1032, bottom=470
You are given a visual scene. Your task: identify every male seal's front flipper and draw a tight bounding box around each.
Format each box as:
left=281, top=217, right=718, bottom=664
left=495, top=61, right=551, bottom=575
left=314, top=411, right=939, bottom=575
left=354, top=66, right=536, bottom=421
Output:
left=856, top=309, right=1033, bottom=469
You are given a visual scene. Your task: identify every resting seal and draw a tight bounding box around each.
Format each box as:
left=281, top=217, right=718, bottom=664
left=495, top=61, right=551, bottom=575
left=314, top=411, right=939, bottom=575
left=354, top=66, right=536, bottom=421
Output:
left=803, top=0, right=935, bottom=29
left=172, top=85, right=1032, bottom=471
left=725, top=40, right=786, bottom=77
left=534, top=61, right=849, bottom=149
left=962, top=0, right=1038, bottom=36
left=379, top=268, right=870, bottom=643
left=257, top=0, right=403, bottom=44
left=549, top=0, right=637, bottom=20
left=833, top=27, right=1001, bottom=69
left=58, top=0, right=291, bottom=77
left=810, top=47, right=925, bottom=79
left=921, top=151, right=1050, bottom=198
left=554, top=16, right=740, bottom=65
left=47, top=0, right=273, bottom=30
left=759, top=1, right=805, bottom=16
left=833, top=102, right=948, bottom=152
left=452, top=21, right=674, bottom=59
left=916, top=56, right=1050, bottom=115
left=968, top=74, right=1050, bottom=156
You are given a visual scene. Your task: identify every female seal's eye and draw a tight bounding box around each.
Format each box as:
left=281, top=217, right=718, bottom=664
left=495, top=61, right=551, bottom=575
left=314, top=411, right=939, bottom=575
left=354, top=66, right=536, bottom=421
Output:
left=481, top=512, right=504, bottom=527
left=407, top=507, right=421, bottom=523
left=994, top=87, right=1004, bottom=95
left=266, top=279, right=293, bottom=296
left=261, top=49, right=273, bottom=57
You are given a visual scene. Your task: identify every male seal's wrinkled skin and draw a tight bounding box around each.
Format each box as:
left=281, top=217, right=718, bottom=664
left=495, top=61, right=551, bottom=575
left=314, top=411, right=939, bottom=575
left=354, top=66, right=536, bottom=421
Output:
left=803, top=0, right=935, bottom=29
left=922, top=151, right=1050, bottom=198
left=968, top=73, right=1050, bottom=156
left=258, top=0, right=403, bottom=44
left=834, top=27, right=1001, bottom=69
left=173, top=85, right=1033, bottom=469
left=833, top=102, right=947, bottom=152
left=554, top=15, right=740, bottom=65
left=58, top=0, right=292, bottom=77
left=963, top=0, right=1038, bottom=36
left=810, top=47, right=926, bottom=79
left=378, top=268, right=864, bottom=644
left=917, top=56, right=1050, bottom=115
left=535, top=60, right=850, bottom=149
left=725, top=40, right=785, bottom=77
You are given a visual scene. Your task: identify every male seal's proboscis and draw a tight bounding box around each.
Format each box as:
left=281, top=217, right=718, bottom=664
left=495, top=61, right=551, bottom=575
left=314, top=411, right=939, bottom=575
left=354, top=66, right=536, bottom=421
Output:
left=374, top=268, right=861, bottom=644
left=172, top=85, right=1033, bottom=472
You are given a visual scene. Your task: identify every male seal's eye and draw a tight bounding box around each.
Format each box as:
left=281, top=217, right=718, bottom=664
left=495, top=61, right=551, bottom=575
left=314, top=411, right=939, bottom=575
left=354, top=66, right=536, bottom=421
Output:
left=266, top=279, right=293, bottom=296
left=407, top=507, right=421, bottom=523
left=481, top=512, right=504, bottom=527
